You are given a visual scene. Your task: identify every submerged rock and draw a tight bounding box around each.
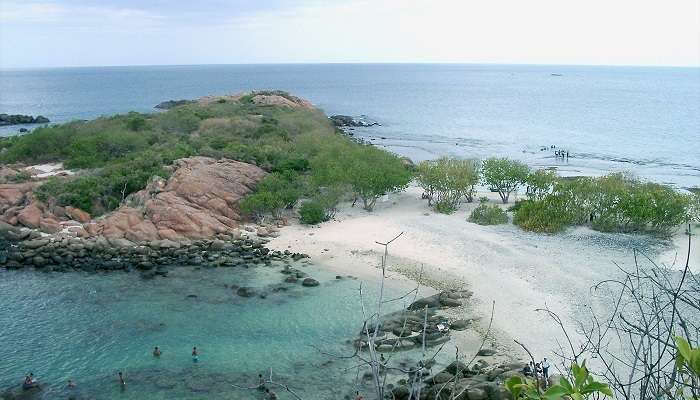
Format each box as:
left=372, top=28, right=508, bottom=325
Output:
left=236, top=287, right=257, bottom=297
left=301, top=277, right=320, bottom=287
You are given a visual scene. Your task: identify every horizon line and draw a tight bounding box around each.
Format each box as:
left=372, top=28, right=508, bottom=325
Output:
left=2, top=61, right=699, bottom=71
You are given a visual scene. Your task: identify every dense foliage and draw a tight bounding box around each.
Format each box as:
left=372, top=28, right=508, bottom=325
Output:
left=298, top=201, right=327, bottom=224
left=468, top=197, right=509, bottom=225
left=0, top=92, right=411, bottom=219
left=415, top=157, right=480, bottom=213
left=310, top=145, right=412, bottom=212
left=506, top=360, right=612, bottom=400
left=514, top=173, right=693, bottom=235
left=482, top=157, right=530, bottom=203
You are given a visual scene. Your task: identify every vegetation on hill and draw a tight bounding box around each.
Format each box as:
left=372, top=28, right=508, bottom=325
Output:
left=0, top=92, right=413, bottom=217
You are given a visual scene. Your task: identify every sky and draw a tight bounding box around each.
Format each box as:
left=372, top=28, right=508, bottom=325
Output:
left=0, top=0, right=699, bottom=68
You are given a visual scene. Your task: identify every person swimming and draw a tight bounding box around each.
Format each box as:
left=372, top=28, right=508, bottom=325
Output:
left=67, top=379, right=76, bottom=389
left=22, top=374, right=37, bottom=390
left=153, top=346, right=161, bottom=357
left=118, top=371, right=126, bottom=388
left=191, top=347, right=199, bottom=363
left=265, top=388, right=278, bottom=399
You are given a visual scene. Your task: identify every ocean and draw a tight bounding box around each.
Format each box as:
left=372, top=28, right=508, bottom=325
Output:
left=1, top=63, right=698, bottom=188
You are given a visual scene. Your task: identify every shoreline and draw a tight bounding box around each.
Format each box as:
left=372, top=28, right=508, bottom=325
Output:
left=267, top=183, right=698, bottom=362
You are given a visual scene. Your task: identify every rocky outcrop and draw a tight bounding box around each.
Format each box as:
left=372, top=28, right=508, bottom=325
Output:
left=0, top=114, right=49, bottom=126
left=246, top=90, right=314, bottom=109
left=0, top=157, right=266, bottom=241
left=329, top=115, right=380, bottom=127
left=154, top=99, right=196, bottom=109
left=96, top=157, right=266, bottom=242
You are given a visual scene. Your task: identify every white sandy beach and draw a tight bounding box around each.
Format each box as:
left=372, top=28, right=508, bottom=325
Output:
left=267, top=184, right=699, bottom=364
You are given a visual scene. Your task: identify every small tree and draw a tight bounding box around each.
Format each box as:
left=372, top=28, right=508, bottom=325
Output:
left=526, top=169, right=558, bottom=201
left=482, top=157, right=529, bottom=203
left=415, top=157, right=480, bottom=213
left=345, top=146, right=412, bottom=211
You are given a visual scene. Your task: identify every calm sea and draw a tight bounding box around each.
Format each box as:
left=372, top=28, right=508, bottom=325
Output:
left=1, top=64, right=698, bottom=187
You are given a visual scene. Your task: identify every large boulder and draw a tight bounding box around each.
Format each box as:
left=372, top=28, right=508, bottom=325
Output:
left=97, top=157, right=266, bottom=241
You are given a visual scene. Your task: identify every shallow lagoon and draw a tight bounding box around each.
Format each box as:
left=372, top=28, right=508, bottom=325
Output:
left=0, top=262, right=428, bottom=399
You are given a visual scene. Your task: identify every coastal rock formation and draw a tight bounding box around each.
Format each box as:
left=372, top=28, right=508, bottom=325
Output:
left=329, top=114, right=380, bottom=127
left=98, top=157, right=267, bottom=241
left=0, top=157, right=266, bottom=241
left=0, top=114, right=49, bottom=126
left=154, top=99, right=196, bottom=109
left=246, top=90, right=314, bottom=109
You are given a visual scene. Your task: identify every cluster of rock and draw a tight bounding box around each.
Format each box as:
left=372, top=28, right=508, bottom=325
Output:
left=355, top=289, right=473, bottom=352
left=329, top=114, right=380, bottom=127
left=231, top=263, right=322, bottom=300
left=0, top=114, right=49, bottom=126
left=388, top=359, right=531, bottom=400
left=0, top=157, right=267, bottom=241
left=2, top=232, right=308, bottom=278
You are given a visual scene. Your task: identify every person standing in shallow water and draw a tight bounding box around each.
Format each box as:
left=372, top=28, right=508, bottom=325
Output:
left=192, top=346, right=199, bottom=362
left=117, top=371, right=126, bottom=390
left=153, top=346, right=161, bottom=357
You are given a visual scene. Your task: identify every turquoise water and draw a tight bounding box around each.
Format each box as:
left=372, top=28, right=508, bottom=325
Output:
left=0, top=263, right=422, bottom=399
left=1, top=64, right=698, bottom=187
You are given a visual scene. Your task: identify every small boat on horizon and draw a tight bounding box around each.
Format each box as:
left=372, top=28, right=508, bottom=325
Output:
left=551, top=73, right=563, bottom=76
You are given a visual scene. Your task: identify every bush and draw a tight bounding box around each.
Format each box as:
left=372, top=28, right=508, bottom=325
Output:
left=415, top=157, right=480, bottom=213
left=126, top=114, right=147, bottom=131
left=482, top=157, right=530, bottom=203
left=299, top=201, right=327, bottom=224
left=468, top=198, right=509, bottom=225
left=311, top=145, right=411, bottom=211
left=7, top=170, right=31, bottom=183
left=239, top=171, right=304, bottom=219
left=526, top=169, right=557, bottom=200
left=514, top=173, right=692, bottom=235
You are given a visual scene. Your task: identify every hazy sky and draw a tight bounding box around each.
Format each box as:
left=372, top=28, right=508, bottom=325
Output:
left=1, top=0, right=698, bottom=68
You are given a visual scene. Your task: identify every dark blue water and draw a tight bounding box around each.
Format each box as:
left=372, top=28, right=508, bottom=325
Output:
left=1, top=64, right=698, bottom=187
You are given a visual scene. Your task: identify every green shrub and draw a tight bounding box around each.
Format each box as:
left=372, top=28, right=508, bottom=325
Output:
left=299, top=201, right=327, bottom=224
left=7, top=170, right=31, bottom=183
left=126, top=114, right=147, bottom=131
left=239, top=191, right=285, bottom=220
left=468, top=198, right=509, bottom=225
left=482, top=157, right=530, bottom=203
left=415, top=157, right=480, bottom=212
left=239, top=171, right=304, bottom=219
left=514, top=173, right=692, bottom=235
left=311, top=145, right=411, bottom=211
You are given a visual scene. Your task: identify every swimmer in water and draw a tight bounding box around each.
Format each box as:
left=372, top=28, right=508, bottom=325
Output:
left=265, top=388, right=278, bottom=400
left=67, top=379, right=76, bottom=389
left=192, top=347, right=199, bottom=362
left=118, top=371, right=126, bottom=388
left=258, top=374, right=266, bottom=390
left=153, top=346, right=161, bottom=357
